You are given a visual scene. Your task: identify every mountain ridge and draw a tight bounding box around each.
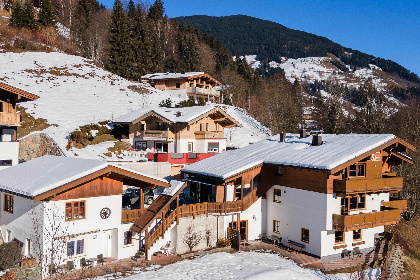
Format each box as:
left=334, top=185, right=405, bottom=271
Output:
left=176, top=15, right=420, bottom=85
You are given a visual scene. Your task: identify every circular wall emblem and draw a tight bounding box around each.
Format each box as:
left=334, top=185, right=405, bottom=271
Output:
left=100, top=207, right=111, bottom=219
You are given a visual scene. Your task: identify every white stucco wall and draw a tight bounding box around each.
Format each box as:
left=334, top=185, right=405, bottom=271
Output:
left=115, top=162, right=171, bottom=181
left=0, top=141, right=19, bottom=170
left=266, top=185, right=327, bottom=258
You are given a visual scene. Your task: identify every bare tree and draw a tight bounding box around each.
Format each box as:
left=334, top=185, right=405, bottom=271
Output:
left=205, top=226, right=212, bottom=248
left=30, top=204, right=70, bottom=279
left=182, top=224, right=202, bottom=253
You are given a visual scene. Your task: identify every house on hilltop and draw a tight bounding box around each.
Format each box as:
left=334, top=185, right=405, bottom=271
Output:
left=129, top=132, right=414, bottom=260
left=142, top=72, right=222, bottom=103
left=113, top=105, right=241, bottom=167
left=0, top=82, right=39, bottom=169
left=0, top=155, right=169, bottom=274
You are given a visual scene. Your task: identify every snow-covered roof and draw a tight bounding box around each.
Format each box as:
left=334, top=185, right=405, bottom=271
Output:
left=182, top=134, right=397, bottom=180
left=162, top=180, right=185, bottom=196
left=114, top=105, right=219, bottom=124
left=0, top=155, right=168, bottom=198
left=142, top=72, right=205, bottom=80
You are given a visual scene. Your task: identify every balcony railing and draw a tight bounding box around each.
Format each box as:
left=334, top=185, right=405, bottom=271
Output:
left=381, top=200, right=407, bottom=210
left=194, top=131, right=225, bottom=140
left=122, top=209, right=146, bottom=224
left=333, top=209, right=403, bottom=231
left=0, top=112, right=20, bottom=126
left=140, top=130, right=170, bottom=139
left=186, top=87, right=220, bottom=96
left=333, top=177, right=403, bottom=194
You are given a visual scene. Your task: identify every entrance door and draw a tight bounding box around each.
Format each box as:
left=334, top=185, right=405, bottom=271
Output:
left=228, top=220, right=248, bottom=241
left=103, top=230, right=113, bottom=258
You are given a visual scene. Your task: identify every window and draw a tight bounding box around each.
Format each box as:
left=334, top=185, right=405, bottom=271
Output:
left=301, top=228, right=310, bottom=243
left=65, top=201, right=85, bottom=221
left=276, top=166, right=283, bottom=176
left=124, top=231, right=133, bottom=245
left=205, top=123, right=209, bottom=131
left=155, top=142, right=168, bottom=153
left=140, top=124, right=145, bottom=131
left=175, top=83, right=180, bottom=88
left=67, top=239, right=84, bottom=257
left=215, top=124, right=219, bottom=131
left=208, top=142, right=219, bottom=153
left=273, top=189, right=282, bottom=203
left=3, top=194, right=13, bottom=213
left=273, top=220, right=281, bottom=234
left=135, top=141, right=147, bottom=151
left=0, top=160, right=12, bottom=166
left=188, top=142, right=193, bottom=153
left=348, top=163, right=365, bottom=177
left=335, top=231, right=344, bottom=244
left=353, top=229, right=362, bottom=241
left=189, top=83, right=194, bottom=88
left=341, top=195, right=366, bottom=214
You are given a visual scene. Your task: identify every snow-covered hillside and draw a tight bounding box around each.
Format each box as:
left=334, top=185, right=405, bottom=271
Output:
left=0, top=52, right=269, bottom=159
left=244, top=54, right=397, bottom=92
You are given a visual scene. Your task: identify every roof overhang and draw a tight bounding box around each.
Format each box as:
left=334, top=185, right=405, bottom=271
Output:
left=33, top=165, right=169, bottom=202
left=188, top=74, right=222, bottom=86
left=0, top=82, right=39, bottom=102
left=330, top=137, right=416, bottom=174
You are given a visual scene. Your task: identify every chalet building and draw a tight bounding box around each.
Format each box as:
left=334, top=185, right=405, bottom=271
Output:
left=142, top=72, right=222, bottom=103
left=0, top=82, right=39, bottom=170
left=0, top=155, right=169, bottom=274
left=113, top=105, right=241, bottom=164
left=129, top=133, right=414, bottom=260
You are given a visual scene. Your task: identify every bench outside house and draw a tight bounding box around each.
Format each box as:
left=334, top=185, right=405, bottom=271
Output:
left=287, top=240, right=306, bottom=252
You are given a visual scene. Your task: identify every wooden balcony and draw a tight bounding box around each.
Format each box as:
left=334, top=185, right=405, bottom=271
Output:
left=0, top=112, right=20, bottom=126
left=122, top=209, right=146, bottom=224
left=333, top=176, right=403, bottom=194
left=194, top=131, right=225, bottom=140
left=141, top=130, right=170, bottom=139
left=333, top=209, right=403, bottom=231
left=381, top=200, right=407, bottom=210
left=187, top=87, right=220, bottom=97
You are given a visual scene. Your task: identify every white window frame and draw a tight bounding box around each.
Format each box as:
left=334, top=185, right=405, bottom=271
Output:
left=66, top=239, right=85, bottom=258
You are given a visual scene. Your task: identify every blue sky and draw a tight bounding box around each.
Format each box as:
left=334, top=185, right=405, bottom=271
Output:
left=101, top=0, right=420, bottom=76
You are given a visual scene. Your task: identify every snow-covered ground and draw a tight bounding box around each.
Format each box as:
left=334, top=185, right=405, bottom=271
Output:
left=97, top=252, right=381, bottom=280
left=0, top=52, right=269, bottom=159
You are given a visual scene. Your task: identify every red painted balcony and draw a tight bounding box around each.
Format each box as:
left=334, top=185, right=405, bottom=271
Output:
left=148, top=152, right=215, bottom=164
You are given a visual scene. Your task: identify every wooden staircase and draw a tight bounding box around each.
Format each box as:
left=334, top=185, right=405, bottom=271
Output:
left=145, top=186, right=261, bottom=251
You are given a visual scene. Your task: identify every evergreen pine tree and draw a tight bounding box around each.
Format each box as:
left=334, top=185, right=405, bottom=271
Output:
left=22, top=1, right=37, bottom=29
left=38, top=0, right=56, bottom=27
left=108, top=0, right=129, bottom=77
left=9, top=1, right=23, bottom=28
left=147, top=0, right=164, bottom=20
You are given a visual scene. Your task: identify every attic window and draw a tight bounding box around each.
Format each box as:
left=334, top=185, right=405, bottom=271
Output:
left=176, top=83, right=180, bottom=88
left=346, top=163, right=365, bottom=177
left=3, top=194, right=13, bottom=214
left=65, top=201, right=85, bottom=221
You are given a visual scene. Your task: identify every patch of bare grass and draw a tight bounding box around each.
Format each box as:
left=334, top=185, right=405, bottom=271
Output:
left=17, top=105, right=53, bottom=138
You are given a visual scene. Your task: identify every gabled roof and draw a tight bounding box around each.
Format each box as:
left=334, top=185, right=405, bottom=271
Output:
left=182, top=134, right=415, bottom=181
left=142, top=72, right=221, bottom=85
left=0, top=155, right=169, bottom=200
left=114, top=105, right=241, bottom=128
left=0, top=81, right=39, bottom=102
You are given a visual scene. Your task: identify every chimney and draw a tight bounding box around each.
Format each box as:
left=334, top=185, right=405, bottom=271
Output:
left=279, top=132, right=286, bottom=142
left=312, top=134, right=323, bottom=146
left=300, top=129, right=307, bottom=138
left=176, top=111, right=182, bottom=117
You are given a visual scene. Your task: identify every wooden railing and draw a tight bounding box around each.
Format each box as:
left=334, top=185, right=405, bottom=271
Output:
left=381, top=200, right=407, bottom=210
left=121, top=209, right=146, bottom=224
left=0, top=112, right=20, bottom=126
left=333, top=177, right=403, bottom=194
left=194, top=131, right=225, bottom=140
left=146, top=187, right=259, bottom=250
left=139, top=130, right=171, bottom=139
left=333, top=209, right=403, bottom=231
